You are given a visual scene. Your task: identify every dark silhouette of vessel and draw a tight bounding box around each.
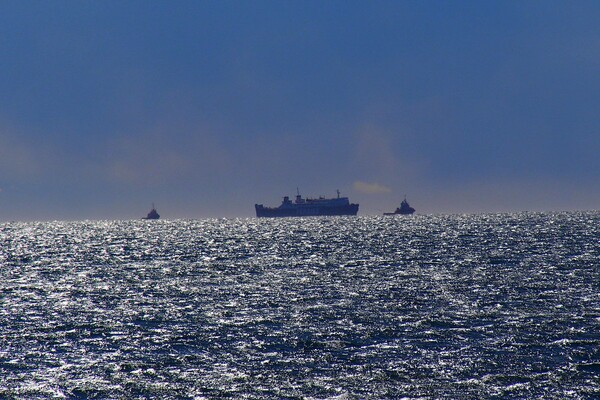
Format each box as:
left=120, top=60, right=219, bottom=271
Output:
left=255, top=190, right=359, bottom=217
left=384, top=197, right=415, bottom=215
left=143, top=204, right=160, bottom=220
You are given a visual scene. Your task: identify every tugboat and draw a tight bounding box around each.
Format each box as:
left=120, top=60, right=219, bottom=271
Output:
left=143, top=204, right=160, bottom=220
left=255, top=189, right=359, bottom=217
left=384, top=197, right=415, bottom=215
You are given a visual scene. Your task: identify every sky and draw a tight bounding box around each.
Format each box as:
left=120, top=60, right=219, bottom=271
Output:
left=0, top=1, right=599, bottom=220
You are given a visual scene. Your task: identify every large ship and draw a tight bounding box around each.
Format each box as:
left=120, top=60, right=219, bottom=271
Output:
left=384, top=197, right=415, bottom=215
left=255, top=190, right=359, bottom=217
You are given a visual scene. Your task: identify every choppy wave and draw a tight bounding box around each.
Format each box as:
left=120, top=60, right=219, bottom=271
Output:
left=0, top=212, right=599, bottom=398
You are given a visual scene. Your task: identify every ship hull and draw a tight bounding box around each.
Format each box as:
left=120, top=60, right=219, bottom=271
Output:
left=255, top=203, right=359, bottom=218
left=383, top=210, right=414, bottom=216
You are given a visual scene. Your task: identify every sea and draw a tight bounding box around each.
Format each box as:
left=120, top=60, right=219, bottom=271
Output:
left=0, top=212, right=599, bottom=399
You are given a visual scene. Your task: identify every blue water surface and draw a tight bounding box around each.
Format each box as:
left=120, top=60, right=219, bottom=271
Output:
left=0, top=212, right=599, bottom=398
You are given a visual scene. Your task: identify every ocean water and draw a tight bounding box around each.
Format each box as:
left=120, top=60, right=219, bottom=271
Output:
left=0, top=212, right=599, bottom=399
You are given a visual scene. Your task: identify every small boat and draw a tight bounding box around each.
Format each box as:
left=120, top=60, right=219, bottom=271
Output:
left=384, top=197, right=415, bottom=215
left=143, top=204, right=160, bottom=220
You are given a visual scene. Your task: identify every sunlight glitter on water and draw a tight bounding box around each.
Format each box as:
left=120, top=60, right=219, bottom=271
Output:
left=0, top=213, right=599, bottom=398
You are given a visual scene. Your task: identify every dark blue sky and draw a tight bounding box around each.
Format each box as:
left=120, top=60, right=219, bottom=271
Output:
left=0, top=1, right=598, bottom=220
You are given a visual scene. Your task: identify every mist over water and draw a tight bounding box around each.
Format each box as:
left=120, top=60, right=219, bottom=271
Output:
left=0, top=213, right=599, bottom=398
